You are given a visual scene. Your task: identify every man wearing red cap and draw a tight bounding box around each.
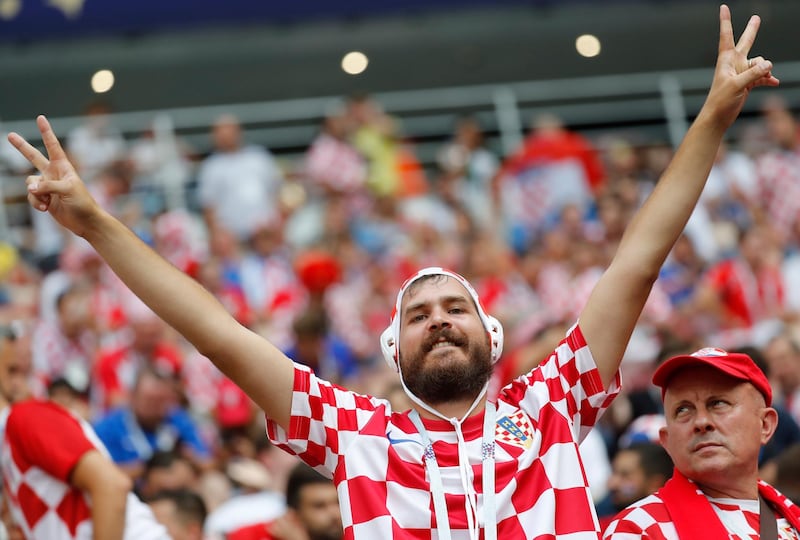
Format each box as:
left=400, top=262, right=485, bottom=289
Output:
left=603, top=348, right=800, bottom=538
left=6, top=5, right=779, bottom=539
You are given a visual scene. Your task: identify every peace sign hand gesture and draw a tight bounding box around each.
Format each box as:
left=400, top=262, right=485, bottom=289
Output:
left=7, top=115, right=102, bottom=238
left=704, top=4, right=779, bottom=129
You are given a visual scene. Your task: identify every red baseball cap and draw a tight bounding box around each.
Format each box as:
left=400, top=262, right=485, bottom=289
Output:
left=652, top=347, right=772, bottom=406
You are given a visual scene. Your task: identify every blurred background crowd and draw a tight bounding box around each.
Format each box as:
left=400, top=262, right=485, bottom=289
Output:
left=2, top=0, right=800, bottom=538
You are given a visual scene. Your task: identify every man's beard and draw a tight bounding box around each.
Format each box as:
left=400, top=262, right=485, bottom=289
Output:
left=400, top=328, right=493, bottom=406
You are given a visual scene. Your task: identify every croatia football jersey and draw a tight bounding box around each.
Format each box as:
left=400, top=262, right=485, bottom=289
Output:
left=603, top=488, right=800, bottom=539
left=267, top=324, right=619, bottom=539
left=0, top=401, right=169, bottom=540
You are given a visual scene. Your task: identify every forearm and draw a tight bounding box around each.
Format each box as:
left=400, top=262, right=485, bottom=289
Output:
left=615, top=111, right=726, bottom=277
left=91, top=489, right=128, bottom=540
left=71, top=451, right=131, bottom=540
left=80, top=209, right=295, bottom=426
left=82, top=209, right=234, bottom=359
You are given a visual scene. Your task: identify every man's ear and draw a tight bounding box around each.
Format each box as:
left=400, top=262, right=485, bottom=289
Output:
left=658, top=426, right=669, bottom=448
left=760, top=407, right=779, bottom=445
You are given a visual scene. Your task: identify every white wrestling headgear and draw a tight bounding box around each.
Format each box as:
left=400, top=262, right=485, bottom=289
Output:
left=380, top=267, right=504, bottom=372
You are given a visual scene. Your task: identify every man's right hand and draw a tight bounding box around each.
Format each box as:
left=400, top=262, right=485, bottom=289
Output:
left=8, top=115, right=103, bottom=238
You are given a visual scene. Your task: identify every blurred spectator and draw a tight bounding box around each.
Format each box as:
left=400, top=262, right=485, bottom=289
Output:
left=153, top=209, right=207, bottom=279
left=94, top=367, right=213, bottom=477
left=736, top=344, right=800, bottom=469
left=139, top=451, right=200, bottom=500
left=348, top=93, right=426, bottom=198
left=754, top=95, right=800, bottom=246
left=693, top=224, right=787, bottom=343
left=197, top=114, right=284, bottom=243
left=764, top=332, right=800, bottom=424
left=204, top=458, right=286, bottom=538
left=701, top=142, right=758, bottom=236
left=617, top=414, right=667, bottom=450
left=770, top=444, right=800, bottom=505
left=595, top=443, right=673, bottom=530
left=147, top=489, right=208, bottom=540
left=30, top=284, right=96, bottom=397
left=284, top=307, right=358, bottom=384
left=198, top=256, right=253, bottom=327
left=66, top=100, right=127, bottom=181
left=239, top=220, right=305, bottom=350
left=495, top=113, right=605, bottom=252
left=226, top=462, right=342, bottom=540
left=93, top=301, right=184, bottom=410
left=597, top=442, right=673, bottom=530
left=47, top=376, right=91, bottom=420
left=658, top=234, right=706, bottom=311
left=129, top=115, right=196, bottom=213
left=436, top=115, right=499, bottom=229
left=90, top=160, right=140, bottom=230
left=38, top=238, right=128, bottom=341
left=304, top=106, right=367, bottom=199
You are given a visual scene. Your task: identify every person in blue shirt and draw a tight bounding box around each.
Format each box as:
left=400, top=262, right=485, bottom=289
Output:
left=94, top=366, right=213, bottom=478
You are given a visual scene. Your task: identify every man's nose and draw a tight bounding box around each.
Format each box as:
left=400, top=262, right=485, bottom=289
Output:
left=692, top=409, right=714, bottom=432
left=428, top=308, right=452, bottom=329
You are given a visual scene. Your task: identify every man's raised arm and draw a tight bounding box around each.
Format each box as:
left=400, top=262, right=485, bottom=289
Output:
left=8, top=116, right=296, bottom=428
left=579, top=4, right=778, bottom=387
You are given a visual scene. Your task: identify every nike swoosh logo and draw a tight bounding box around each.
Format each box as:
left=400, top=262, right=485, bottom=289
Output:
left=386, top=430, right=423, bottom=447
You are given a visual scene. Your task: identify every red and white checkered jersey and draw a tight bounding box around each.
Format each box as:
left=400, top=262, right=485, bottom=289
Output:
left=756, top=150, right=800, bottom=243
left=267, top=324, right=620, bottom=539
left=603, top=489, right=800, bottom=539
left=0, top=401, right=169, bottom=540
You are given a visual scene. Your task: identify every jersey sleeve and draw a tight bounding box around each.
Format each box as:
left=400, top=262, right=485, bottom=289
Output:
left=5, top=401, right=96, bottom=482
left=501, top=322, right=621, bottom=443
left=265, top=362, right=387, bottom=476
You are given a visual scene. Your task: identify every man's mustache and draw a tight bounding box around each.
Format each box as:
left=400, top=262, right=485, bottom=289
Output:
left=422, top=328, right=466, bottom=353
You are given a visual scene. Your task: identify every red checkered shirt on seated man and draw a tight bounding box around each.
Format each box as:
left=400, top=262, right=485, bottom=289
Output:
left=267, top=322, right=619, bottom=539
left=0, top=400, right=169, bottom=539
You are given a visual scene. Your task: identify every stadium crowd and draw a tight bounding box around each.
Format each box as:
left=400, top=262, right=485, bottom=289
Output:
left=1, top=81, right=800, bottom=538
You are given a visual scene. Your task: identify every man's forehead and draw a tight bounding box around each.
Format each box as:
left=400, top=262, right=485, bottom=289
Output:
left=401, top=276, right=471, bottom=309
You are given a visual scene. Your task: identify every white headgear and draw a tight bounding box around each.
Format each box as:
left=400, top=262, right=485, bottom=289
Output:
left=380, top=267, right=504, bottom=372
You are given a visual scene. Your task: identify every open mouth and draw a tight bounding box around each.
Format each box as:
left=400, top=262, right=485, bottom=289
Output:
left=424, top=333, right=465, bottom=353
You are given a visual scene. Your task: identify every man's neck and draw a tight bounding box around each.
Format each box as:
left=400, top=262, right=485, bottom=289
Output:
left=696, top=477, right=760, bottom=501
left=413, top=395, right=487, bottom=422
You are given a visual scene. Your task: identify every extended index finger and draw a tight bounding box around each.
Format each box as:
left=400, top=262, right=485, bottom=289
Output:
left=718, top=5, right=735, bottom=55
left=6, top=132, right=49, bottom=173
left=36, top=115, right=68, bottom=162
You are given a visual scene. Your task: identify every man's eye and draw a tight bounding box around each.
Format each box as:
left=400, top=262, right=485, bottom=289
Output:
left=675, top=405, right=690, bottom=416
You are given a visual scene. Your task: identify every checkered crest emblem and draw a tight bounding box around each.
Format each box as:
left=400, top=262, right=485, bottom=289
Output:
left=496, top=410, right=534, bottom=449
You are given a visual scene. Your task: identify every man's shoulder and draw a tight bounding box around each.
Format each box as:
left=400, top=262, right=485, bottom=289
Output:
left=9, top=399, right=74, bottom=425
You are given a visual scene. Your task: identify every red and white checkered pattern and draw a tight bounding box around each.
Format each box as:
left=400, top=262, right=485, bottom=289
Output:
left=304, top=133, right=367, bottom=194
left=603, top=486, right=800, bottom=539
left=92, top=341, right=183, bottom=412
left=30, top=321, right=96, bottom=396
left=0, top=401, right=168, bottom=539
left=756, top=150, right=800, bottom=243
left=267, top=323, right=619, bottom=539
left=702, top=258, right=785, bottom=329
